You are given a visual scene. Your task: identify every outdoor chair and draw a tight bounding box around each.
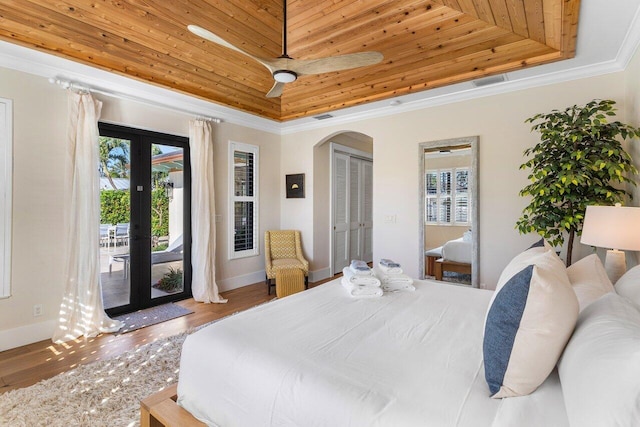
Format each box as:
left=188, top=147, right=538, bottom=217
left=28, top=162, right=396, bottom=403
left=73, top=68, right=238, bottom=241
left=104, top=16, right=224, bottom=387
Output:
left=109, top=235, right=183, bottom=278
left=100, top=224, right=111, bottom=247
left=114, top=223, right=130, bottom=247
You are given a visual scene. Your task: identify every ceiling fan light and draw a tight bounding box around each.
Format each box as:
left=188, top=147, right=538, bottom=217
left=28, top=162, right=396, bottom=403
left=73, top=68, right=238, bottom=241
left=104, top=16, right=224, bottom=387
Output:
left=273, top=70, right=297, bottom=83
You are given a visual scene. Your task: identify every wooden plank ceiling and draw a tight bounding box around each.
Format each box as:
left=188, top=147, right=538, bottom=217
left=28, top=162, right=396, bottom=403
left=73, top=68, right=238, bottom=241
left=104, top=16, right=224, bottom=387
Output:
left=0, top=0, right=580, bottom=121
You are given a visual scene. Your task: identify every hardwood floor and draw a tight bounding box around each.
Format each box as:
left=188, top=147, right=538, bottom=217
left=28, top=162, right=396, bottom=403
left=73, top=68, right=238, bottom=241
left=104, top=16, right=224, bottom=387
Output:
left=0, top=278, right=332, bottom=394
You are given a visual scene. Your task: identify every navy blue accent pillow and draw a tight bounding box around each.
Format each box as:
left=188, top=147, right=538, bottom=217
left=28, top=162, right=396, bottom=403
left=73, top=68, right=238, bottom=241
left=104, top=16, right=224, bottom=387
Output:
left=483, top=265, right=533, bottom=396
left=527, top=238, right=545, bottom=250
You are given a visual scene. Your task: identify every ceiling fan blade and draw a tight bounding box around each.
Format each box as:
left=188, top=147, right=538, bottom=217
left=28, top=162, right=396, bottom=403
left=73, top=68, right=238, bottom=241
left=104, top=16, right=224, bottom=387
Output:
left=266, top=81, right=286, bottom=98
left=287, top=51, right=384, bottom=75
left=187, top=25, right=274, bottom=72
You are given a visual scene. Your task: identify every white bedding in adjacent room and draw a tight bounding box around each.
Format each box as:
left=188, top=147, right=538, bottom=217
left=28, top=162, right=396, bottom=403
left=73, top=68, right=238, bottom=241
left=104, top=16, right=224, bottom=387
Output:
left=442, top=237, right=472, bottom=264
left=177, top=279, right=569, bottom=427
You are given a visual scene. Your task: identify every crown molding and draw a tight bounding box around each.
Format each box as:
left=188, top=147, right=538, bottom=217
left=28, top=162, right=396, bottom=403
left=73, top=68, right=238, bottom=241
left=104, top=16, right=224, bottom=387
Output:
left=0, top=41, right=282, bottom=135
left=279, top=57, right=627, bottom=135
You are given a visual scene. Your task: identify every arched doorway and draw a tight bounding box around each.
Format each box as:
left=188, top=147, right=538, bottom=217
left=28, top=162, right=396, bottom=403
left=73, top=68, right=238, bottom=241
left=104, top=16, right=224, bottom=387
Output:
left=312, top=131, right=374, bottom=278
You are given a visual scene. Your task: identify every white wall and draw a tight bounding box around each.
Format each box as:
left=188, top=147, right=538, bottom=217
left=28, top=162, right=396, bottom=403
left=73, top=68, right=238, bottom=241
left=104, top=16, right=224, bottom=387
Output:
left=0, top=68, right=67, bottom=349
left=281, top=72, right=630, bottom=289
left=0, top=68, right=280, bottom=351
left=624, top=43, right=640, bottom=265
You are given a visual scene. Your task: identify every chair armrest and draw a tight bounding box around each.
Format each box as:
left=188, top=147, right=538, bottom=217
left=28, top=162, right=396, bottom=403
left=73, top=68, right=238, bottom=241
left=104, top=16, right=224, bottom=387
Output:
left=264, top=246, right=271, bottom=267
left=293, top=231, right=309, bottom=272
left=264, top=232, right=273, bottom=270
left=297, top=254, right=309, bottom=271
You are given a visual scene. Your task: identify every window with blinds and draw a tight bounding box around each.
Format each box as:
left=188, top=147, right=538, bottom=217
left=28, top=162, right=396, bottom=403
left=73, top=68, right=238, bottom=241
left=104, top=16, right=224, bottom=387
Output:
left=425, top=167, right=470, bottom=225
left=229, top=141, right=259, bottom=259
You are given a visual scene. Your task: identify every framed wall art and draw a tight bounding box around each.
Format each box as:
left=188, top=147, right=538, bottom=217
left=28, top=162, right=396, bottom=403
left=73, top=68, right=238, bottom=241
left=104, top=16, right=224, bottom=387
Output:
left=286, top=173, right=305, bottom=198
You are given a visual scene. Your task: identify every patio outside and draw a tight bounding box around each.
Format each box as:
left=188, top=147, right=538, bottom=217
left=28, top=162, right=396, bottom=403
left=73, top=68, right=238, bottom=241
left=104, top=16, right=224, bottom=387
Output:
left=98, top=137, right=185, bottom=310
left=100, top=237, right=183, bottom=309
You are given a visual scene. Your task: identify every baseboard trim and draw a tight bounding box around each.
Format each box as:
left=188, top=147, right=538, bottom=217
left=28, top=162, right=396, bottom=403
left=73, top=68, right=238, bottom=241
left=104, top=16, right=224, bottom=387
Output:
left=0, top=318, right=57, bottom=352
left=309, top=267, right=331, bottom=283
left=217, top=267, right=334, bottom=293
left=217, top=270, right=266, bottom=293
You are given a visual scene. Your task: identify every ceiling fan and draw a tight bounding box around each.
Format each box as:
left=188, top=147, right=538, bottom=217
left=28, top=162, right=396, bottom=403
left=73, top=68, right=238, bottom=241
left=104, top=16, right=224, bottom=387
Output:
left=188, top=1, right=384, bottom=98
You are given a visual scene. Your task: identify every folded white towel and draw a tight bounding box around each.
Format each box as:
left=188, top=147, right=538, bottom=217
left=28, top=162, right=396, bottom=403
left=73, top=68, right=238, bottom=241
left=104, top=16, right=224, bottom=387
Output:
left=341, top=277, right=383, bottom=298
left=373, top=267, right=415, bottom=292
left=381, top=280, right=416, bottom=293
left=383, top=274, right=414, bottom=284
left=342, top=267, right=380, bottom=286
left=349, top=260, right=371, bottom=274
left=380, top=258, right=401, bottom=268
left=377, top=263, right=403, bottom=275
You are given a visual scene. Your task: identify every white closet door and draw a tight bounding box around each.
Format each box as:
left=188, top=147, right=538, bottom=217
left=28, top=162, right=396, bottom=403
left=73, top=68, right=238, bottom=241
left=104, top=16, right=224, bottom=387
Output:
left=349, top=157, right=362, bottom=261
left=361, top=160, right=373, bottom=263
left=333, top=153, right=350, bottom=273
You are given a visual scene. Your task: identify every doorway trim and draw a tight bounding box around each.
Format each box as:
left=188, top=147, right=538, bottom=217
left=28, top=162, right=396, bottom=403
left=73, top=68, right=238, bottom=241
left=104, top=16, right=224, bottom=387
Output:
left=98, top=122, right=192, bottom=315
left=330, top=142, right=373, bottom=276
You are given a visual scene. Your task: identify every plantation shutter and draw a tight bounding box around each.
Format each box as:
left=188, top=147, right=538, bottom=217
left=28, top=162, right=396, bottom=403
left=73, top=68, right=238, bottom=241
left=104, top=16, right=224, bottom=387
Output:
left=233, top=150, right=254, bottom=252
left=333, top=153, right=349, bottom=272
left=455, top=169, right=469, bottom=223
left=425, top=168, right=470, bottom=226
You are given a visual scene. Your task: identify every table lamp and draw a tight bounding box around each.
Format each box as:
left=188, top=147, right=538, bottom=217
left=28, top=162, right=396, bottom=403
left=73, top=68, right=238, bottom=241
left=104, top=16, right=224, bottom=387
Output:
left=580, top=204, right=640, bottom=284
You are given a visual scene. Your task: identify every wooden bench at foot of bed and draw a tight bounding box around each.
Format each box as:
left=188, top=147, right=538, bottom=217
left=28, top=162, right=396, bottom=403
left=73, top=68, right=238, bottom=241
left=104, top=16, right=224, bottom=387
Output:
left=434, top=258, right=471, bottom=281
left=141, top=384, right=205, bottom=427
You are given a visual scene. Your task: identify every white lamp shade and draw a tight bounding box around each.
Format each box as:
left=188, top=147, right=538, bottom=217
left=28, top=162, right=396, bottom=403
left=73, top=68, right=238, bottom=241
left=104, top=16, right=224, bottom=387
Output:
left=581, top=205, right=640, bottom=251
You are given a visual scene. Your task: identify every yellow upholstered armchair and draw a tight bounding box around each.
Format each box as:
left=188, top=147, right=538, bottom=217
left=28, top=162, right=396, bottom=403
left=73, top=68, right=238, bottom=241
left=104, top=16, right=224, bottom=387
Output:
left=265, top=230, right=309, bottom=294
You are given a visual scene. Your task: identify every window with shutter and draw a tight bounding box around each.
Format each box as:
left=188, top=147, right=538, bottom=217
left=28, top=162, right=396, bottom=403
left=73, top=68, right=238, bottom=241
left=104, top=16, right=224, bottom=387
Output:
left=229, top=141, right=259, bottom=259
left=425, top=167, right=470, bottom=226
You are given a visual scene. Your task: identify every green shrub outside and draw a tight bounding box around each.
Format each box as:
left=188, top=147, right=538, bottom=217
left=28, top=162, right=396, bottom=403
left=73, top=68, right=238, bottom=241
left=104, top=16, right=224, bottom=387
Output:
left=100, top=188, right=169, bottom=237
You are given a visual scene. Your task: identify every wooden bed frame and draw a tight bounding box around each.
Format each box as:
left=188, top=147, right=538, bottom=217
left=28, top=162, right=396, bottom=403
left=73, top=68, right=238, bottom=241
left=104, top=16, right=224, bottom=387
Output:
left=434, top=258, right=471, bottom=281
left=140, top=384, right=204, bottom=427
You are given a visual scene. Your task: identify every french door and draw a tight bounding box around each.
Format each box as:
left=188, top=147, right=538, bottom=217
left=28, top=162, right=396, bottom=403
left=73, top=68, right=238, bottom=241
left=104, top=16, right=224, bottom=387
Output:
left=98, top=123, right=191, bottom=315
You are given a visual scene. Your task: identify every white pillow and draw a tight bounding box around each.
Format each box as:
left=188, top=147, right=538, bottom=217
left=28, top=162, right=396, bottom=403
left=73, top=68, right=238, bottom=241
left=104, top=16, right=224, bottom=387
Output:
left=567, top=254, right=614, bottom=311
left=558, top=292, right=640, bottom=427
left=615, top=264, right=640, bottom=309
left=483, top=248, right=579, bottom=398
left=484, top=238, right=553, bottom=327
left=490, top=238, right=556, bottom=296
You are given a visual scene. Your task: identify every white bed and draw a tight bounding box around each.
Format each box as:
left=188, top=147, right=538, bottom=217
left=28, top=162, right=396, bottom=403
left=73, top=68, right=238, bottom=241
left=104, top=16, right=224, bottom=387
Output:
left=442, top=236, right=472, bottom=264
left=177, top=278, right=569, bottom=427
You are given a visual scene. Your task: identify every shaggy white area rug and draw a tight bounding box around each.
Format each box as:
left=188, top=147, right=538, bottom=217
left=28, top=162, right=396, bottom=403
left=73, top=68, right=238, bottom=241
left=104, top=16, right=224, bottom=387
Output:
left=0, top=331, right=188, bottom=427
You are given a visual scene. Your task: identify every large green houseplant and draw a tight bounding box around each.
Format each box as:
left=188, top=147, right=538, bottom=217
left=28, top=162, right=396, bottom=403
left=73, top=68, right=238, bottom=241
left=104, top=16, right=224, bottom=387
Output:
left=516, top=99, right=640, bottom=266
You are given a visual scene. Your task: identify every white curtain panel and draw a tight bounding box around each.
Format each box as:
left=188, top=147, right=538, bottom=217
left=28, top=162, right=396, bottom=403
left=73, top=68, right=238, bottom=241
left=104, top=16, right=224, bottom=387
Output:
left=52, top=91, right=123, bottom=343
left=189, top=119, right=227, bottom=303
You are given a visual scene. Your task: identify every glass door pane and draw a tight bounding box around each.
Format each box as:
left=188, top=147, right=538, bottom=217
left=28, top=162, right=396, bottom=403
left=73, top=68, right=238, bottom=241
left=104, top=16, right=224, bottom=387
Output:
left=150, top=144, right=184, bottom=299
left=99, top=136, right=131, bottom=310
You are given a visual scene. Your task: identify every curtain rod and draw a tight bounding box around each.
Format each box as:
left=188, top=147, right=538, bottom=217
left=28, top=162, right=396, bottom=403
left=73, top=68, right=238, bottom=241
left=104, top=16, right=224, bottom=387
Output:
left=49, top=78, right=222, bottom=123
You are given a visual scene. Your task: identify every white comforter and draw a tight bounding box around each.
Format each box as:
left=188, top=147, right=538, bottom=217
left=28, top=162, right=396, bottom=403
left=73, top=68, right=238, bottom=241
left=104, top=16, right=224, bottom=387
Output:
left=177, top=279, right=568, bottom=427
left=442, top=237, right=472, bottom=264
